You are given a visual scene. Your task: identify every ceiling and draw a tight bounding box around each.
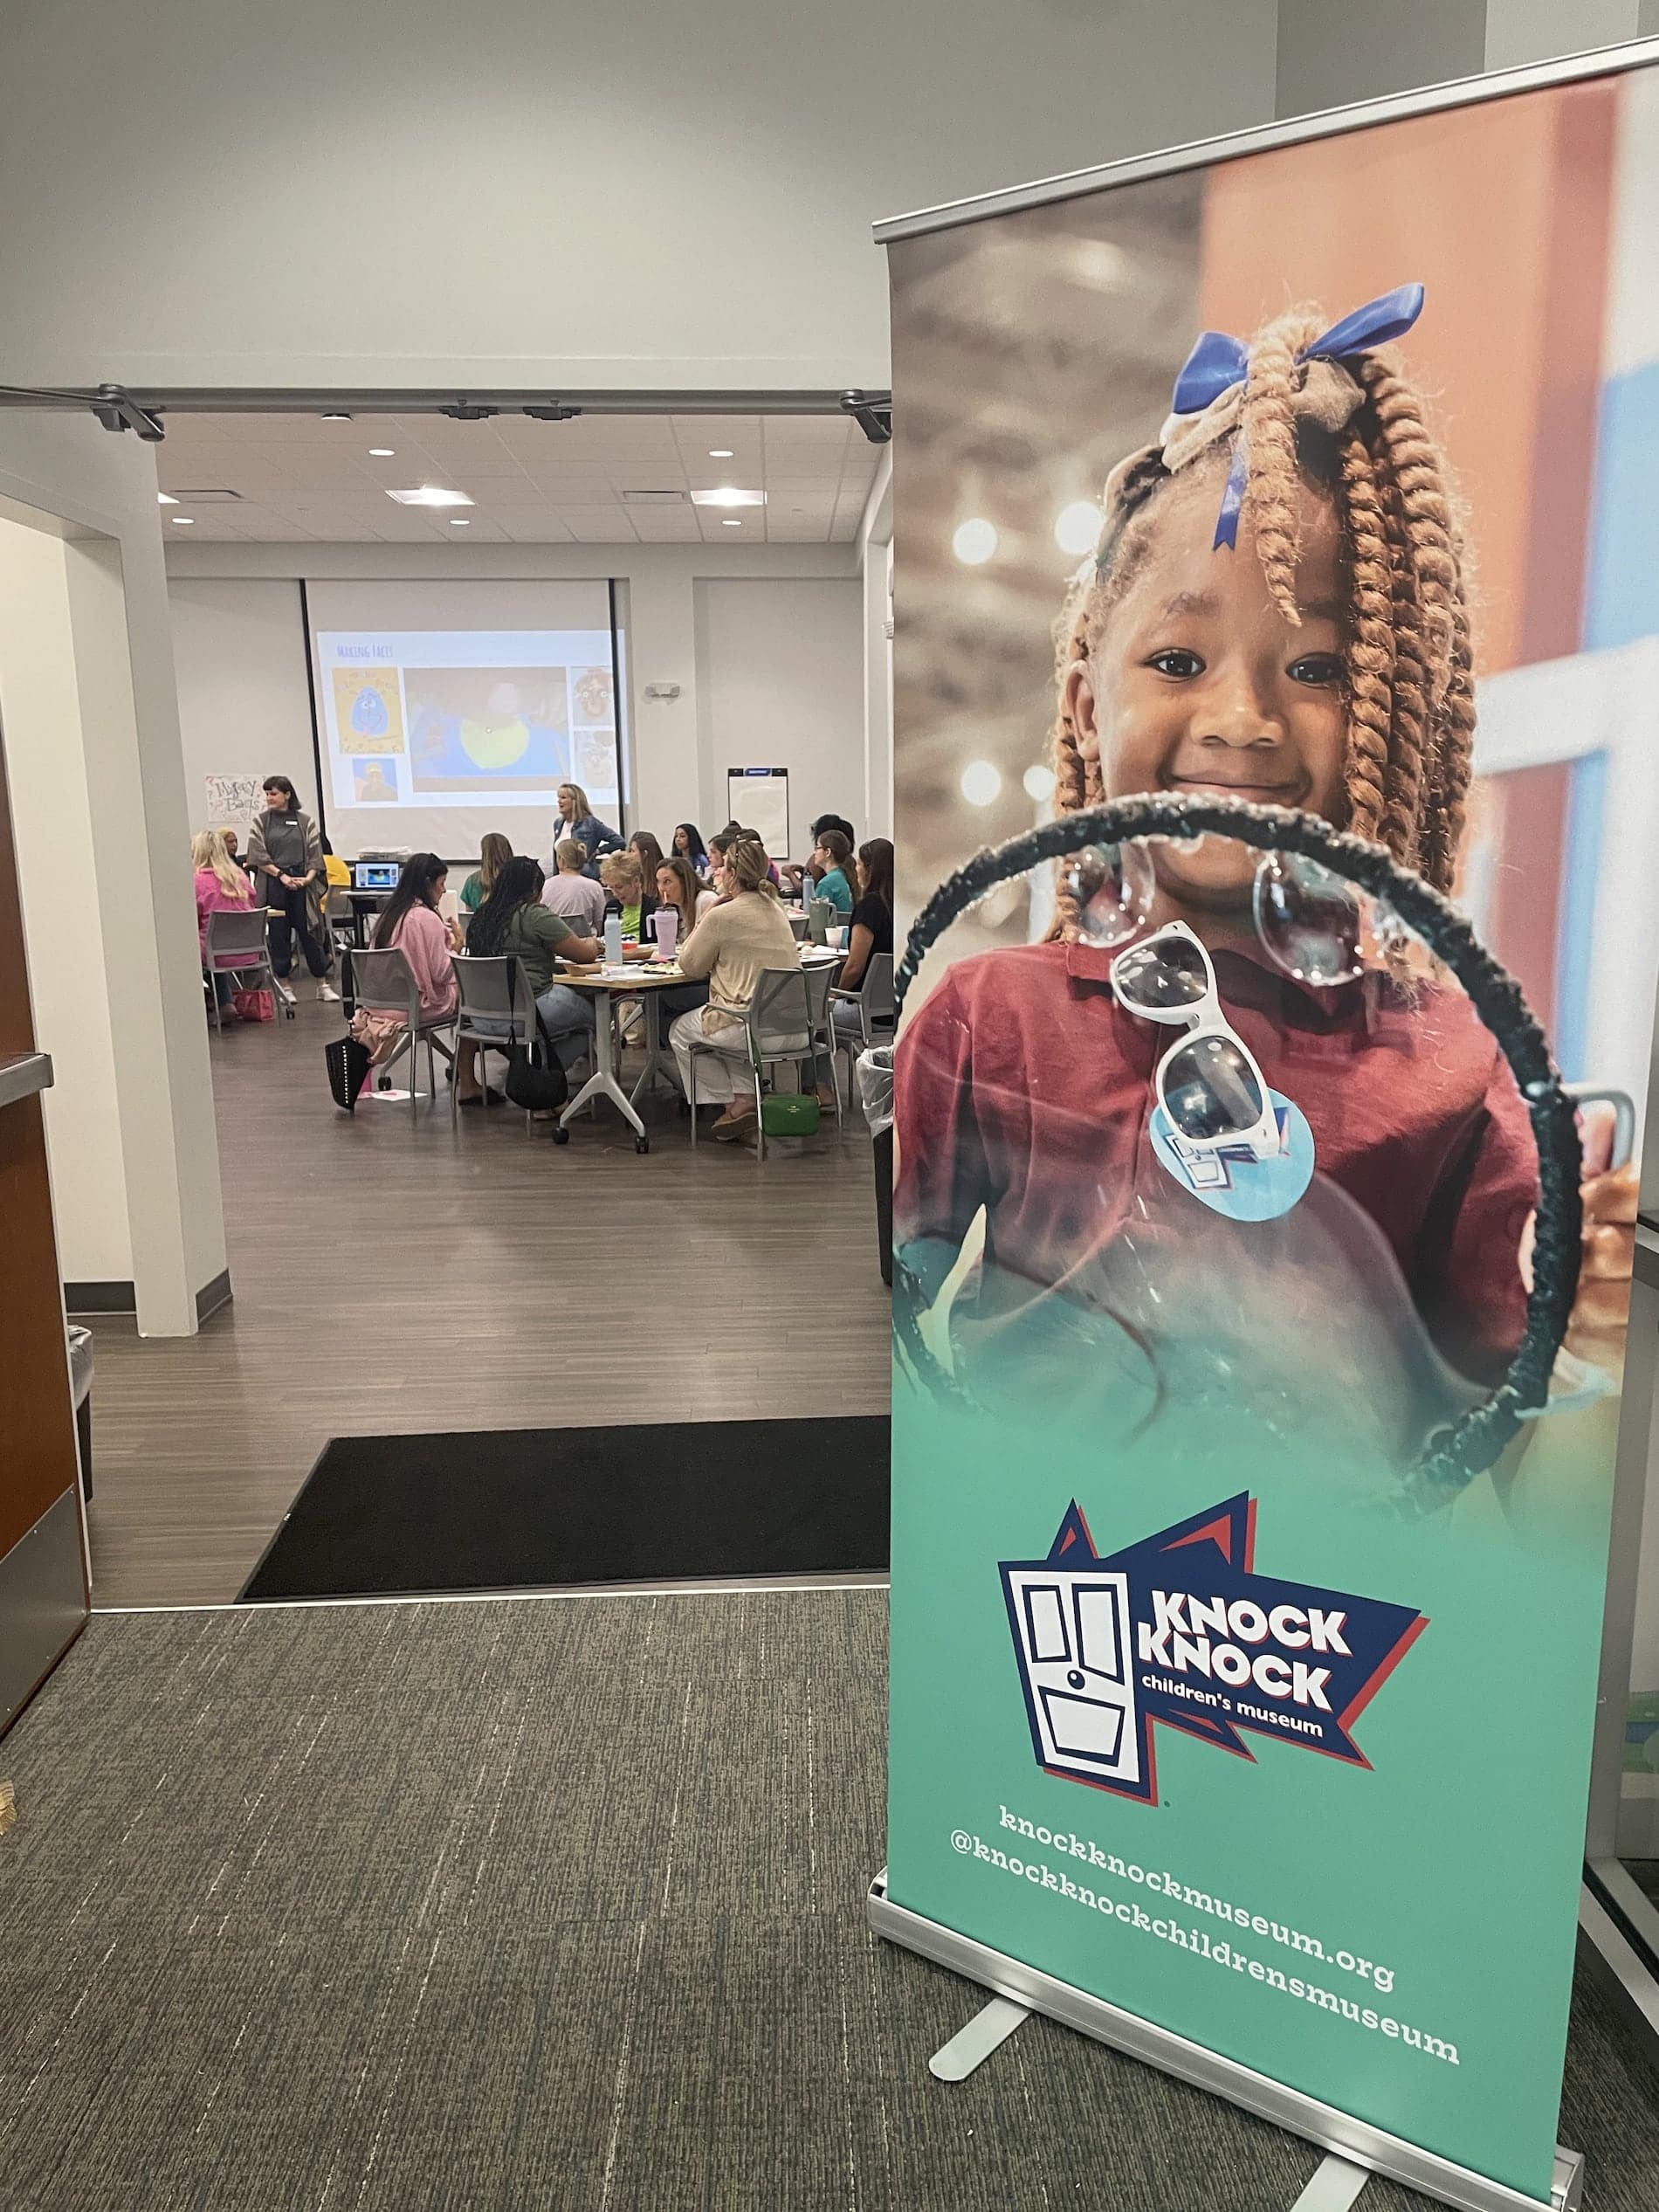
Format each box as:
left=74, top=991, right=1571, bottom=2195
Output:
left=155, top=410, right=883, bottom=545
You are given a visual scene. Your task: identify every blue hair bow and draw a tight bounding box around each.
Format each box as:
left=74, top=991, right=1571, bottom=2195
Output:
left=1169, top=282, right=1425, bottom=550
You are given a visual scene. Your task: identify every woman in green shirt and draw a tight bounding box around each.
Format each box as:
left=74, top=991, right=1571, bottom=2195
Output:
left=459, top=831, right=513, bottom=917
left=465, top=856, right=602, bottom=1076
left=598, top=851, right=658, bottom=945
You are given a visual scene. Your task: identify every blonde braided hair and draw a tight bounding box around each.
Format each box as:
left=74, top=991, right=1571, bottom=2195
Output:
left=1049, top=304, right=1475, bottom=933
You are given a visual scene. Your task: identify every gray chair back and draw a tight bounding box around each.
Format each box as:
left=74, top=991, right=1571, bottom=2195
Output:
left=203, top=908, right=271, bottom=968
left=348, top=946, right=421, bottom=1021
left=802, top=961, right=837, bottom=1035
left=747, top=968, right=813, bottom=1060
left=453, top=954, right=538, bottom=1041
left=864, top=952, right=895, bottom=1028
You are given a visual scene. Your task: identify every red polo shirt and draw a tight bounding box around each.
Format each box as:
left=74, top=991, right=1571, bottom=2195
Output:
left=894, top=940, right=1538, bottom=1384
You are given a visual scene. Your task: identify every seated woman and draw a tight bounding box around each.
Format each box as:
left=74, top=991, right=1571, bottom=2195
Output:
left=650, top=856, right=719, bottom=1039
left=806, top=829, right=857, bottom=916
left=655, top=855, right=718, bottom=944
left=668, top=833, right=799, bottom=1140
left=192, top=828, right=259, bottom=1018
left=628, top=829, right=666, bottom=895
left=464, top=854, right=602, bottom=1080
left=598, top=851, right=658, bottom=947
left=819, top=836, right=894, bottom=1100
left=460, top=831, right=513, bottom=916
left=361, top=851, right=477, bottom=1092
left=542, top=837, right=608, bottom=932
left=672, top=822, right=709, bottom=878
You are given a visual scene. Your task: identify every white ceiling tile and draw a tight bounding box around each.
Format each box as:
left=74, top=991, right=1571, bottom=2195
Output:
left=550, top=506, right=640, bottom=541
left=499, top=514, right=575, bottom=543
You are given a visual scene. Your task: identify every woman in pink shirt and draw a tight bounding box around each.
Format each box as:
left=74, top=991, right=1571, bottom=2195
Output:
left=191, top=829, right=259, bottom=1018
left=358, top=851, right=495, bottom=1100
left=368, top=852, right=461, bottom=1022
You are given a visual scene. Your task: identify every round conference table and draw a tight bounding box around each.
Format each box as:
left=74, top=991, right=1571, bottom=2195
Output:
left=554, top=944, right=845, bottom=1152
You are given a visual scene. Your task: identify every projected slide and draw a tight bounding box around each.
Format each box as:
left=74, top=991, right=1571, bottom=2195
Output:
left=315, top=629, right=620, bottom=821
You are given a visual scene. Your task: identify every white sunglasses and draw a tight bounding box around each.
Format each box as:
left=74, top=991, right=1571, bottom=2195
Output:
left=1108, top=920, right=1281, bottom=1158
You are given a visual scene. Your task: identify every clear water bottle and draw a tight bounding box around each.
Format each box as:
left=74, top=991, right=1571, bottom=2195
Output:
left=603, top=913, right=623, bottom=964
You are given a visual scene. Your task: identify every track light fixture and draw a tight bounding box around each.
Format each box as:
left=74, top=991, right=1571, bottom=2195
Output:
left=839, top=389, right=892, bottom=444
left=523, top=404, right=582, bottom=422
left=92, top=382, right=165, bottom=440
left=439, top=403, right=499, bottom=421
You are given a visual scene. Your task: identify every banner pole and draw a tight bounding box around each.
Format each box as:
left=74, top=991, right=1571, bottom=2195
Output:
left=869, top=1876, right=1586, bottom=2212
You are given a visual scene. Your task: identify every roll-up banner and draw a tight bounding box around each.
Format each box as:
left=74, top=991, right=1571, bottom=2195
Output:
left=876, top=45, right=1659, bottom=2211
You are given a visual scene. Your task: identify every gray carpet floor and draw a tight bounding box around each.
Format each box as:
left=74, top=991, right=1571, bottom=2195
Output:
left=0, top=1595, right=1655, bottom=2211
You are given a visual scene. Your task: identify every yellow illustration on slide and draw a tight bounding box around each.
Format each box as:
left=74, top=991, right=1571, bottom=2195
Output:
left=458, top=680, right=533, bottom=769
left=331, top=667, right=406, bottom=755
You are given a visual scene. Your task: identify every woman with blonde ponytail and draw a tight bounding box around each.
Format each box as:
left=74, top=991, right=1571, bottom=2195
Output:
left=668, top=832, right=799, bottom=1138
left=191, top=828, right=262, bottom=1020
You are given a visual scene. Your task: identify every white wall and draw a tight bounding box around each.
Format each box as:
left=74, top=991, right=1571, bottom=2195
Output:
left=170, top=577, right=319, bottom=833
left=0, top=0, right=1279, bottom=394
left=694, top=581, right=866, bottom=853
left=166, top=541, right=872, bottom=856
left=0, top=414, right=225, bottom=1333
left=0, top=519, right=132, bottom=1283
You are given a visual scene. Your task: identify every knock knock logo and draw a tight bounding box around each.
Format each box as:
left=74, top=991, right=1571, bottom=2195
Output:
left=1001, top=1496, right=1426, bottom=1807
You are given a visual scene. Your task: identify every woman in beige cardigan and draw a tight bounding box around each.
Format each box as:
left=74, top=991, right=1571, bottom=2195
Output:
left=669, top=833, right=797, bottom=1139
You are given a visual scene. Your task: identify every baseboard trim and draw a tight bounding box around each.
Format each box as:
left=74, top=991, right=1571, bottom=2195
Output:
left=64, top=1279, right=136, bottom=1315
left=195, top=1268, right=233, bottom=1325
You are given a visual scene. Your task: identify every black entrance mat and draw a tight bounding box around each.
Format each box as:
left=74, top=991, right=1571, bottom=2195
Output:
left=237, top=1415, right=891, bottom=1602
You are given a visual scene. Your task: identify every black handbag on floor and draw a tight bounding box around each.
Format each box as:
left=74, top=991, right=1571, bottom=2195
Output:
left=326, top=1032, right=372, bottom=1112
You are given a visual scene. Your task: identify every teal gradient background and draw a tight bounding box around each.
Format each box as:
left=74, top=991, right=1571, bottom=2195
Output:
left=885, top=1323, right=1614, bottom=2202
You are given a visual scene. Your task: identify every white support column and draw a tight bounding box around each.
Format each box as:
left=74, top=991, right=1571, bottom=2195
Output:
left=623, top=558, right=704, bottom=837
left=0, top=415, right=226, bottom=1338
left=64, top=533, right=226, bottom=1333
left=858, top=451, right=894, bottom=843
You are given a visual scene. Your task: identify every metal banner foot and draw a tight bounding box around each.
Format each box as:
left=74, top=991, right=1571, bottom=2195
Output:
left=929, top=1995, right=1029, bottom=2081
left=1292, top=2153, right=1371, bottom=2211
left=869, top=1873, right=1586, bottom=2212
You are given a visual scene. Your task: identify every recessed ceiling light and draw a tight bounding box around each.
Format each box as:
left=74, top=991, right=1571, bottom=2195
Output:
left=321, top=411, right=352, bottom=422
left=691, top=486, right=765, bottom=508
left=708, top=448, right=733, bottom=458
left=450, top=518, right=471, bottom=527
left=171, top=515, right=195, bottom=526
left=386, top=485, right=473, bottom=507
left=157, top=491, right=178, bottom=505
left=368, top=447, right=396, bottom=458
left=721, top=518, right=742, bottom=527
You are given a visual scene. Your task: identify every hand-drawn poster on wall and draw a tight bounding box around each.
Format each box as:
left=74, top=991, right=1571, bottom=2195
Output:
left=203, top=775, right=265, bottom=835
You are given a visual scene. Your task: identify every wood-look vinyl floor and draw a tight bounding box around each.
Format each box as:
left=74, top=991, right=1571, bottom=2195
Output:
left=82, top=997, right=891, bottom=1609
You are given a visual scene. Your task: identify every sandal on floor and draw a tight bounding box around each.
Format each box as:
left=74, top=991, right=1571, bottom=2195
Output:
left=458, top=1089, right=506, bottom=1109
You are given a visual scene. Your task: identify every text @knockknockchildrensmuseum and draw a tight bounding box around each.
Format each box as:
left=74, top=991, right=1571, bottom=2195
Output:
left=952, top=1808, right=1461, bottom=2067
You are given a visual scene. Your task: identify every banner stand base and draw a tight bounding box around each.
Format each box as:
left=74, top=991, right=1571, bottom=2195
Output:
left=868, top=1871, right=1585, bottom=2212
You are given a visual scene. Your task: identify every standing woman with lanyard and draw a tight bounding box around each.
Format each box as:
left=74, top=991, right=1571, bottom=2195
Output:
left=246, top=775, right=340, bottom=1003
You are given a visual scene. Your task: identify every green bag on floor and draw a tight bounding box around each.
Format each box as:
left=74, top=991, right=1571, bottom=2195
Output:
left=761, top=1093, right=820, bottom=1137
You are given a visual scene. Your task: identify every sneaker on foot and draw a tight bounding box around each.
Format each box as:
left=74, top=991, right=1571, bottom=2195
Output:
left=275, top=980, right=297, bottom=1004
left=316, top=981, right=341, bottom=1003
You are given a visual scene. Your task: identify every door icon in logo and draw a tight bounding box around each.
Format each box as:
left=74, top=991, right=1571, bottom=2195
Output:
left=1005, top=1568, right=1140, bottom=1789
